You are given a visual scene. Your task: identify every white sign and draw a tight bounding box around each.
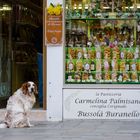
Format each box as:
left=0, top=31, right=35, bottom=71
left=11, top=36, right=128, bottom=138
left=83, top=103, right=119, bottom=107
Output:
left=63, top=89, right=140, bottom=119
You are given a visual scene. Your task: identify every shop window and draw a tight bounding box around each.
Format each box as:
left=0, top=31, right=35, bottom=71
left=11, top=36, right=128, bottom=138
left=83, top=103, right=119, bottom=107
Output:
left=65, top=0, right=140, bottom=84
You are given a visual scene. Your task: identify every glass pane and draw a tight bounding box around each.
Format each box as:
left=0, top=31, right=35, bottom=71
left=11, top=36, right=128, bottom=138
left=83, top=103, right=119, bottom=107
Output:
left=65, top=0, right=140, bottom=84
left=0, top=2, right=12, bottom=98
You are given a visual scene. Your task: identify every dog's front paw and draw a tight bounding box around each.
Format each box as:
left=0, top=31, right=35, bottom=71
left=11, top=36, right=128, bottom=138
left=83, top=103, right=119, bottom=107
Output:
left=29, top=124, right=34, bottom=127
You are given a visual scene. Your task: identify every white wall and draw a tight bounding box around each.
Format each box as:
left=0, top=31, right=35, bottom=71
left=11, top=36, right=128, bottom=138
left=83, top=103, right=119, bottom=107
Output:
left=46, top=0, right=63, bottom=121
left=47, top=47, right=63, bottom=121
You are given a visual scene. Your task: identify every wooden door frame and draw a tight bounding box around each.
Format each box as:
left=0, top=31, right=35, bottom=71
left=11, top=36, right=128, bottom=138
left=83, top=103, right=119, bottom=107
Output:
left=43, top=0, right=47, bottom=110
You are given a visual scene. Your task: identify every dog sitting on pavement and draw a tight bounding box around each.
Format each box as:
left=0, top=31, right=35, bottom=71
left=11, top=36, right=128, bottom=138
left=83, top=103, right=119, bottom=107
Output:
left=0, top=81, right=38, bottom=128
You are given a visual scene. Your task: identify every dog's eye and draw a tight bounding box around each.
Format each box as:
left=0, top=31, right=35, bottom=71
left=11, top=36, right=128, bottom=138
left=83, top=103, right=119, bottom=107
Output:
left=27, top=83, right=30, bottom=87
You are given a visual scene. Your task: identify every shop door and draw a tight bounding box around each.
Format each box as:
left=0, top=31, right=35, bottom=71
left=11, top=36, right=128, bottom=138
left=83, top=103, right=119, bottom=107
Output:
left=0, top=2, right=12, bottom=108
left=11, top=3, right=43, bottom=108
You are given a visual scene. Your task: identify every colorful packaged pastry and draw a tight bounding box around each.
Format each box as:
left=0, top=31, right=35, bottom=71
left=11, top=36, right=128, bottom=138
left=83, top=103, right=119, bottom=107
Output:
left=123, top=72, right=130, bottom=82
left=83, top=60, right=90, bottom=72
left=89, top=73, right=95, bottom=82
left=130, top=61, right=136, bottom=71
left=104, top=60, right=110, bottom=71
left=67, top=60, right=75, bottom=72
left=118, top=73, right=123, bottom=82
left=96, top=50, right=101, bottom=59
left=111, top=72, right=117, bottom=82
left=95, top=47, right=101, bottom=59
left=112, top=46, right=120, bottom=59
left=96, top=72, right=102, bottom=81
left=125, top=60, right=130, bottom=71
left=74, top=72, right=81, bottom=82
left=88, top=48, right=95, bottom=59
left=104, top=72, right=111, bottom=82
left=76, top=47, right=83, bottom=59
left=119, top=60, right=126, bottom=72
left=120, top=48, right=126, bottom=59
left=83, top=46, right=88, bottom=59
left=131, top=72, right=138, bottom=82
left=87, top=41, right=92, bottom=47
left=137, top=60, right=140, bottom=71
left=104, top=47, right=111, bottom=59
left=123, top=38, right=128, bottom=47
left=134, top=47, right=139, bottom=59
left=126, top=49, right=134, bottom=59
left=111, top=59, right=118, bottom=71
left=68, top=47, right=75, bottom=59
left=67, top=73, right=74, bottom=82
left=82, top=72, right=89, bottom=82
left=96, top=59, right=102, bottom=72
left=76, top=59, right=83, bottom=71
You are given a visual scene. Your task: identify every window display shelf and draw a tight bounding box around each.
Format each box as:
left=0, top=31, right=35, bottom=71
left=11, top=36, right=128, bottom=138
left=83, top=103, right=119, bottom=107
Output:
left=66, top=17, right=138, bottom=20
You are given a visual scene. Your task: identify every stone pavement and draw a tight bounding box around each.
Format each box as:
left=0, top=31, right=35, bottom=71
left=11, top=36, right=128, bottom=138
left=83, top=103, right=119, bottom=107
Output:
left=0, top=120, right=140, bottom=140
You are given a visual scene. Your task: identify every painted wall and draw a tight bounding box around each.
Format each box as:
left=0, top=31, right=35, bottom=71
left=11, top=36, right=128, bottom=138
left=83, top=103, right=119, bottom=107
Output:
left=46, top=0, right=63, bottom=121
left=47, top=47, right=63, bottom=121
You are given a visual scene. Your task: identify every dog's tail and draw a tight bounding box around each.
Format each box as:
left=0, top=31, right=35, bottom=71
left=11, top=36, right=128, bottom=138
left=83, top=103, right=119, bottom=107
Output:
left=0, top=122, right=8, bottom=128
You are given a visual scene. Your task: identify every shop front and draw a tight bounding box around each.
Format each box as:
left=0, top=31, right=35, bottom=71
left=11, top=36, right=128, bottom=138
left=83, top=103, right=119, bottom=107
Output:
left=46, top=0, right=140, bottom=121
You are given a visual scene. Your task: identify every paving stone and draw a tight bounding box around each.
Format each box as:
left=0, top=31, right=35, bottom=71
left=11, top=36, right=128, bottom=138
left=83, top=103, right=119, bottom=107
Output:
left=0, top=120, right=140, bottom=140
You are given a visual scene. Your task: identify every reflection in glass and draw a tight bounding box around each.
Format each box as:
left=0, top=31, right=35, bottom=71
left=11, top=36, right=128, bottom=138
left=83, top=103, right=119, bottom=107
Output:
left=0, top=2, right=11, bottom=97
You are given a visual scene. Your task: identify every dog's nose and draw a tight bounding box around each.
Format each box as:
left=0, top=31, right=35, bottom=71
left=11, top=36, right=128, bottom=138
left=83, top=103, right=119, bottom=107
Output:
left=31, top=88, right=34, bottom=92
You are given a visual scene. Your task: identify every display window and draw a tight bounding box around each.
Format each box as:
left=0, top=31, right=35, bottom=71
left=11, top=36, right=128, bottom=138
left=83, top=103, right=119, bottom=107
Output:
left=65, top=0, right=140, bottom=84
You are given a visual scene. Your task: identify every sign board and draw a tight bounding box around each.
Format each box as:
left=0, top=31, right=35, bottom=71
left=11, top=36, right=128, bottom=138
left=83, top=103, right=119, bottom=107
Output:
left=63, top=89, right=140, bottom=119
left=45, top=3, right=63, bottom=46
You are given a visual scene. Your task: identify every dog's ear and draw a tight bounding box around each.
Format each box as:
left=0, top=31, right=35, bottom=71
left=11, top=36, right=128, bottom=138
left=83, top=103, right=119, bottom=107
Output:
left=21, top=82, right=29, bottom=95
left=34, top=83, right=38, bottom=95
